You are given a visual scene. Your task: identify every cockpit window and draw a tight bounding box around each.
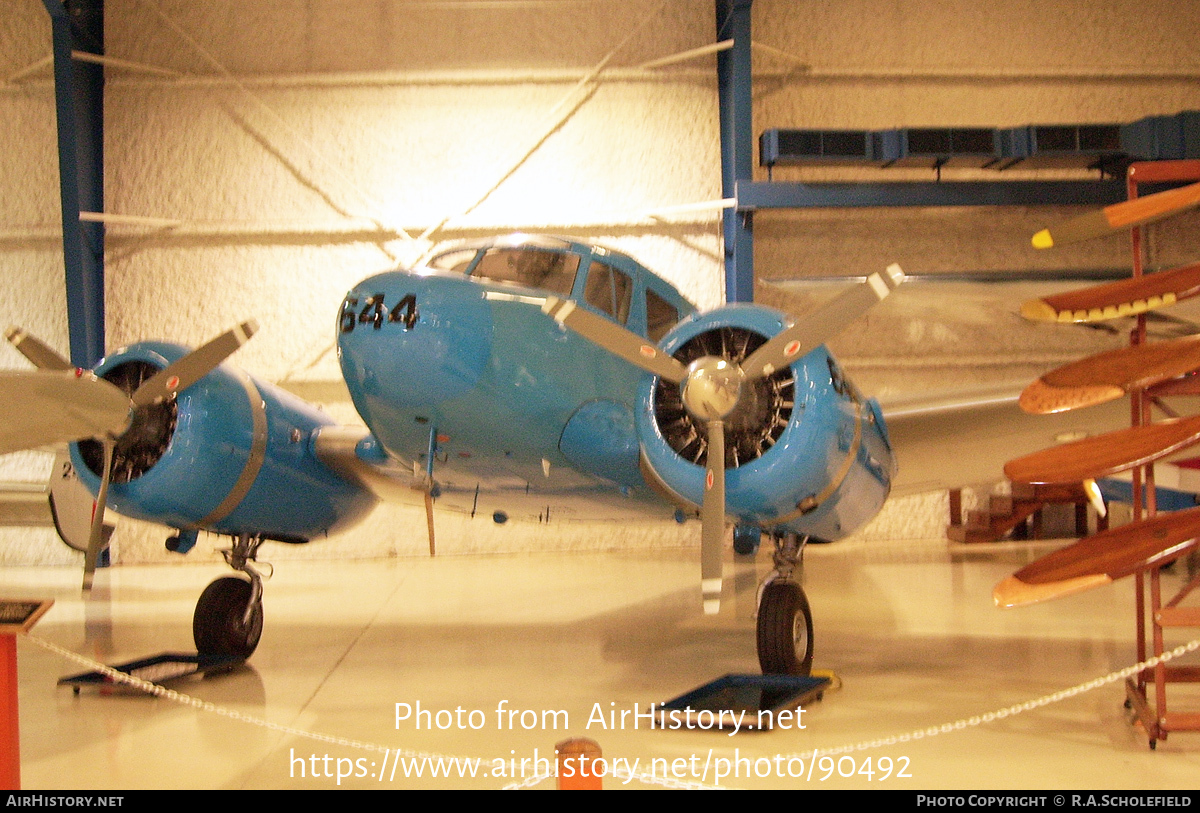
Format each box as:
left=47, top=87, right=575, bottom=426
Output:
left=426, top=248, right=480, bottom=274
left=472, top=248, right=579, bottom=296
left=584, top=261, right=633, bottom=324
left=645, top=288, right=679, bottom=342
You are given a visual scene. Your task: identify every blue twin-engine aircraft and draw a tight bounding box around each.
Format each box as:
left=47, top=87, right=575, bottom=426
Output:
left=4, top=233, right=1043, bottom=676
left=2, top=234, right=905, bottom=675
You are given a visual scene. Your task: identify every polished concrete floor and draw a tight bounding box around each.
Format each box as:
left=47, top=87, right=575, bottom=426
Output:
left=6, top=537, right=1200, bottom=790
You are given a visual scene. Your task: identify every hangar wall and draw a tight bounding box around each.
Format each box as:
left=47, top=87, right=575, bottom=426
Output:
left=1, top=0, right=1199, bottom=565
left=754, top=2, right=1200, bottom=280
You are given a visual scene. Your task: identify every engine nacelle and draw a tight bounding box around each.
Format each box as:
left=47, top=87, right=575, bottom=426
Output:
left=636, top=305, right=896, bottom=541
left=70, top=341, right=376, bottom=543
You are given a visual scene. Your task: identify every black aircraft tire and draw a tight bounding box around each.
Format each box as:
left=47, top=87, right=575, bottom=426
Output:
left=193, top=576, right=263, bottom=660
left=757, top=580, right=814, bottom=676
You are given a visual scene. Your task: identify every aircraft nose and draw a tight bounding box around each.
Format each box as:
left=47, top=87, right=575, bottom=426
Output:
left=337, top=272, right=492, bottom=408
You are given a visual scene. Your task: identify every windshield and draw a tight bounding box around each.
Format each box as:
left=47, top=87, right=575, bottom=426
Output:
left=425, top=248, right=479, bottom=274
left=471, top=247, right=580, bottom=296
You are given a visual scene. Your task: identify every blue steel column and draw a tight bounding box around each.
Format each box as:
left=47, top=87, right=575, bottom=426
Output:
left=42, top=0, right=105, bottom=368
left=716, top=0, right=754, bottom=303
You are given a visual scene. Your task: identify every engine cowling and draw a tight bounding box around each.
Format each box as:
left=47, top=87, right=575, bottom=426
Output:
left=70, top=341, right=376, bottom=543
left=636, top=305, right=896, bottom=541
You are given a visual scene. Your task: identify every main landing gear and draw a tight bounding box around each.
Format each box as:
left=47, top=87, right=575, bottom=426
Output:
left=756, top=532, right=814, bottom=676
left=193, top=533, right=266, bottom=660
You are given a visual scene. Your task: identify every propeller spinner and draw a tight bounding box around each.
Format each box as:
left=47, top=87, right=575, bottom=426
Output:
left=544, top=263, right=904, bottom=613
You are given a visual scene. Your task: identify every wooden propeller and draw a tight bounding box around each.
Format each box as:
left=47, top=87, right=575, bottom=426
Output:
left=1005, top=179, right=1200, bottom=613
left=1020, top=260, right=1200, bottom=323
left=994, top=506, right=1200, bottom=607
left=1031, top=180, right=1200, bottom=249
left=1019, top=334, right=1200, bottom=414
left=1003, top=414, right=1200, bottom=485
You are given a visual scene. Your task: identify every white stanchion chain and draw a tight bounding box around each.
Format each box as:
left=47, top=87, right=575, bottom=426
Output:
left=780, top=636, right=1200, bottom=763
left=25, top=633, right=1200, bottom=789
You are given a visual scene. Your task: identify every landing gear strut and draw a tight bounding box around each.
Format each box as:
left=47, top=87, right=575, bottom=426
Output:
left=756, top=533, right=814, bottom=676
left=193, top=533, right=265, bottom=660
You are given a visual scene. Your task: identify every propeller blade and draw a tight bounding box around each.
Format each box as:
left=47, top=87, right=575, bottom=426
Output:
left=1020, top=260, right=1200, bottom=323
left=424, top=487, right=436, bottom=557
left=82, top=440, right=114, bottom=591
left=0, top=370, right=130, bottom=455
left=994, top=505, right=1200, bottom=607
left=130, top=320, right=258, bottom=407
left=5, top=326, right=71, bottom=371
left=740, top=264, right=904, bottom=381
left=542, top=297, right=687, bottom=383
left=1082, top=478, right=1106, bottom=519
left=1018, top=333, right=1200, bottom=414
left=700, top=419, right=725, bottom=615
left=1032, top=180, right=1200, bottom=248
left=1004, top=414, right=1200, bottom=485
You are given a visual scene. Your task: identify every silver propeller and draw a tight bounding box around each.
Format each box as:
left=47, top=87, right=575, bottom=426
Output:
left=5, top=326, right=71, bottom=371
left=0, top=370, right=131, bottom=455
left=700, top=419, right=725, bottom=613
left=542, top=298, right=687, bottom=383
left=131, top=321, right=258, bottom=407
left=4, top=321, right=258, bottom=590
left=741, top=264, right=905, bottom=380
left=83, top=440, right=114, bottom=590
left=546, top=266, right=903, bottom=614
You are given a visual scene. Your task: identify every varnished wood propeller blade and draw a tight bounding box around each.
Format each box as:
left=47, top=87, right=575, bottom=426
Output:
left=1019, top=334, right=1200, bottom=414
left=994, top=505, right=1200, bottom=607
left=1032, top=180, right=1200, bottom=248
left=1020, top=261, right=1200, bottom=323
left=1004, top=414, right=1200, bottom=485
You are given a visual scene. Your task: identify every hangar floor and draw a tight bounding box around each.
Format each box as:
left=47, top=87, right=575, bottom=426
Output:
left=7, top=538, right=1200, bottom=790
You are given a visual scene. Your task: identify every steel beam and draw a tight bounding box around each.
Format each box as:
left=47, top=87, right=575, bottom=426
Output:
left=42, top=0, right=105, bottom=368
left=716, top=0, right=754, bottom=303
left=737, top=179, right=1128, bottom=210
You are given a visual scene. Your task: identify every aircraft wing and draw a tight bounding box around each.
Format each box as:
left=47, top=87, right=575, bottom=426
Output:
left=312, top=425, right=429, bottom=505
left=879, top=385, right=1130, bottom=497
left=0, top=482, right=53, bottom=527
left=762, top=274, right=1175, bottom=497
left=311, top=425, right=676, bottom=523
left=312, top=385, right=1131, bottom=519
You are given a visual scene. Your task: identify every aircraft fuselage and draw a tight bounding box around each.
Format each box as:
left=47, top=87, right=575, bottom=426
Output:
left=336, top=236, right=896, bottom=538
